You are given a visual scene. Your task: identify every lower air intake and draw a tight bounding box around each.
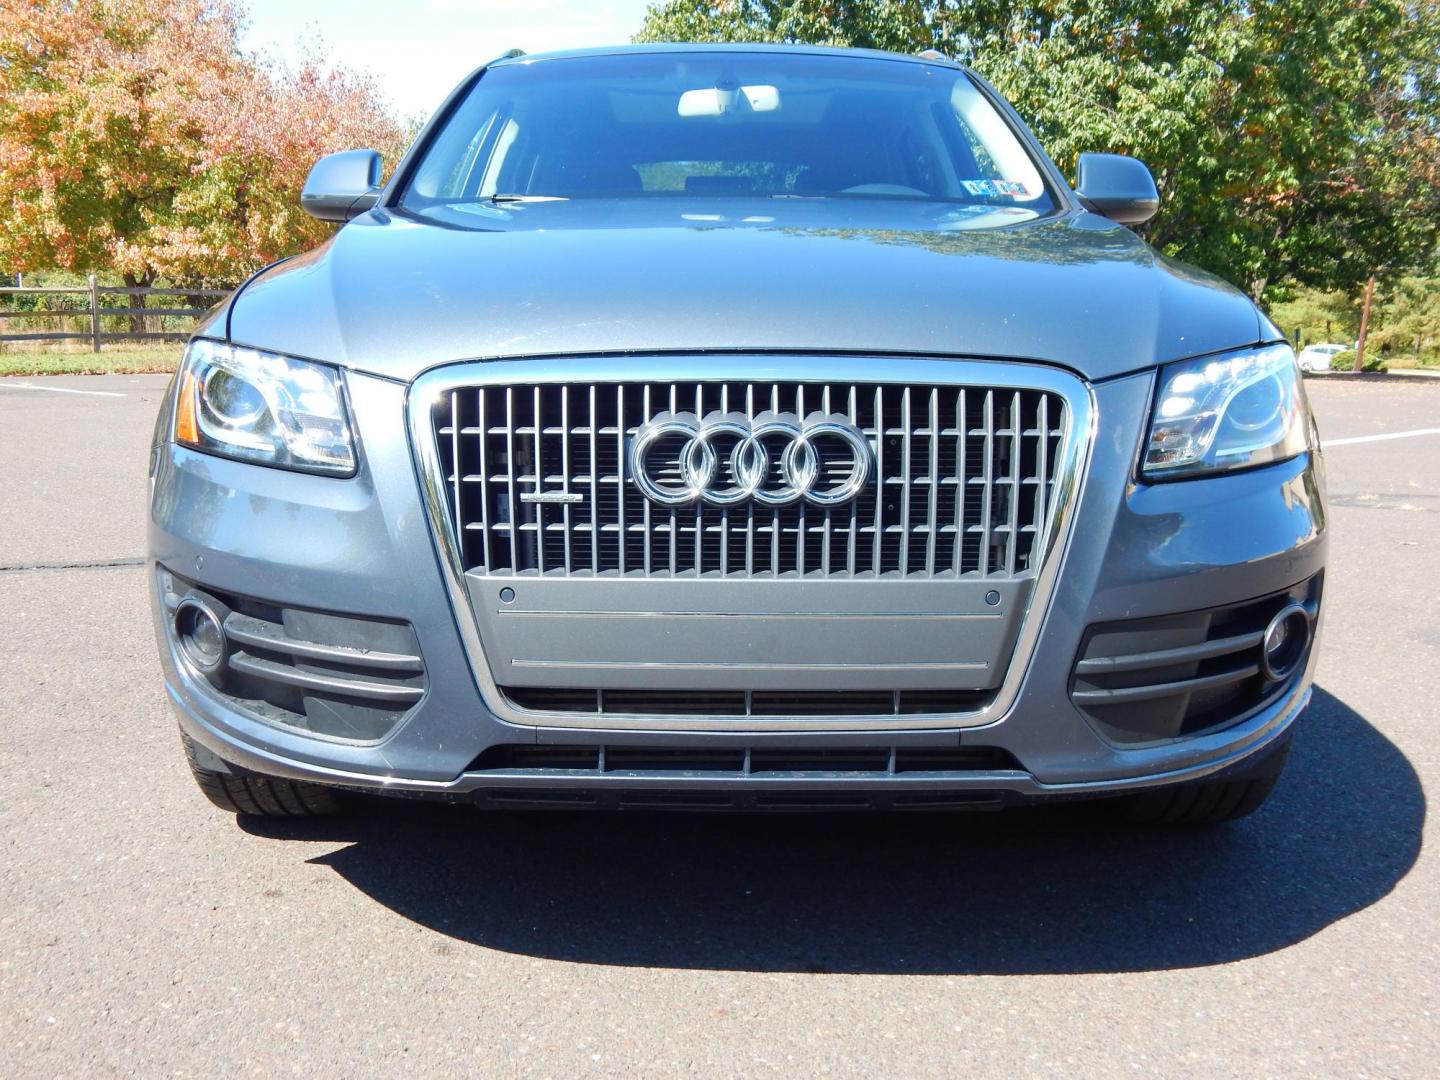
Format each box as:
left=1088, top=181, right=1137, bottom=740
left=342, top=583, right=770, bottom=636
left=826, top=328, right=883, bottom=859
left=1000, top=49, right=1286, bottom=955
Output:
left=1070, top=575, right=1322, bottom=743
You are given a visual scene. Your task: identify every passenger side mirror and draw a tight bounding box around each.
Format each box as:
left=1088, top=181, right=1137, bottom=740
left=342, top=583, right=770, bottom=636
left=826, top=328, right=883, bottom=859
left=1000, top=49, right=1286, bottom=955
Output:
left=301, top=149, right=384, bottom=223
left=1075, top=153, right=1160, bottom=226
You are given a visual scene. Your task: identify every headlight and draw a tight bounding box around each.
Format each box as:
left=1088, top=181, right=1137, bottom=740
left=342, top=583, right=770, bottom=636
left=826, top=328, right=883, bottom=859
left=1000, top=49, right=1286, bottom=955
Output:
left=173, top=340, right=356, bottom=476
left=1142, top=343, right=1314, bottom=479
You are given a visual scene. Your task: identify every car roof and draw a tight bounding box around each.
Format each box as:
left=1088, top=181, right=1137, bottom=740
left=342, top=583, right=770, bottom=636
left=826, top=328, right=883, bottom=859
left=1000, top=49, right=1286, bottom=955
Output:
left=490, top=42, right=967, bottom=72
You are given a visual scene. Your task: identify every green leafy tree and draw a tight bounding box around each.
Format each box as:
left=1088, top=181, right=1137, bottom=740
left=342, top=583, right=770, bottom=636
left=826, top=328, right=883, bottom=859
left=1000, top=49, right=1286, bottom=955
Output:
left=1268, top=274, right=1440, bottom=364
left=1364, top=276, right=1440, bottom=363
left=637, top=0, right=932, bottom=50
left=1267, top=287, right=1359, bottom=348
left=636, top=1, right=1440, bottom=299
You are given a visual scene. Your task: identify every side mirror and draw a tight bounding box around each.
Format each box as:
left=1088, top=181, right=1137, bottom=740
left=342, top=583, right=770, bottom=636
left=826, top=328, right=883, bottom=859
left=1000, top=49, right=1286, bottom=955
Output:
left=301, top=149, right=383, bottom=223
left=1075, top=153, right=1160, bottom=226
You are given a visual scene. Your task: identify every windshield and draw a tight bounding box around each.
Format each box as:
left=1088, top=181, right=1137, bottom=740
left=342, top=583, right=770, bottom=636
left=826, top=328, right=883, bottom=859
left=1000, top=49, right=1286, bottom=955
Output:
left=401, top=52, right=1056, bottom=213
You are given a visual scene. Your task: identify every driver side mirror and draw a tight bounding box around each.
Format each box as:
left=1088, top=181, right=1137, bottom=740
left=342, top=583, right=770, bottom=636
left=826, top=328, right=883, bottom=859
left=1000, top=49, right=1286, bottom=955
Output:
left=1075, top=153, right=1160, bottom=226
left=301, top=149, right=384, bottom=223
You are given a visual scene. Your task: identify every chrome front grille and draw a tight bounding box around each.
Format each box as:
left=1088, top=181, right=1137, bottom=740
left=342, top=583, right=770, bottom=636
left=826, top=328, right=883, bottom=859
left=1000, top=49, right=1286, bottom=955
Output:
left=432, top=378, right=1068, bottom=578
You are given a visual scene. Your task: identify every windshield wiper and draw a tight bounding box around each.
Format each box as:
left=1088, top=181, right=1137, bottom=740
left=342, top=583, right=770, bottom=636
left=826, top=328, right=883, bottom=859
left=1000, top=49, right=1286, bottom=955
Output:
left=485, top=193, right=569, bottom=204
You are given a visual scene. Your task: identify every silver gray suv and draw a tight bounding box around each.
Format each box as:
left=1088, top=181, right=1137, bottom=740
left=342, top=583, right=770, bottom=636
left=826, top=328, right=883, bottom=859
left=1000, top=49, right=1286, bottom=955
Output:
left=149, top=45, right=1325, bottom=826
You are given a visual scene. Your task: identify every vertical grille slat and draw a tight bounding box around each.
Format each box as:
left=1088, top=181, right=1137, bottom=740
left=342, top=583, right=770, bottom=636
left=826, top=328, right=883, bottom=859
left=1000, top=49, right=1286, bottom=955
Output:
left=847, top=384, right=859, bottom=576
left=615, top=384, right=627, bottom=575
left=745, top=383, right=756, bottom=575
left=448, top=390, right=465, bottom=567
left=588, top=384, right=600, bottom=574
left=925, top=387, right=940, bottom=576
left=899, top=385, right=913, bottom=576
left=642, top=384, right=653, bottom=574
left=435, top=377, right=1066, bottom=580
left=533, top=385, right=545, bottom=574
left=561, top=385, right=573, bottom=570
left=796, top=384, right=806, bottom=576
left=504, top=386, right=519, bottom=572
left=769, top=383, right=781, bottom=573
left=872, top=384, right=884, bottom=576
left=668, top=383, right=678, bottom=576
left=821, top=384, right=833, bottom=573
left=952, top=387, right=967, bottom=574
left=1007, top=389, right=1023, bottom=575
left=1034, top=393, right=1050, bottom=564
left=477, top=389, right=492, bottom=569
left=694, top=383, right=705, bottom=573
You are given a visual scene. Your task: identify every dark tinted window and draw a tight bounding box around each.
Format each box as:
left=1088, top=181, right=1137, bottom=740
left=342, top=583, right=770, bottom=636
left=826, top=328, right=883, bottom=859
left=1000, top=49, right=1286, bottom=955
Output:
left=403, top=52, right=1054, bottom=211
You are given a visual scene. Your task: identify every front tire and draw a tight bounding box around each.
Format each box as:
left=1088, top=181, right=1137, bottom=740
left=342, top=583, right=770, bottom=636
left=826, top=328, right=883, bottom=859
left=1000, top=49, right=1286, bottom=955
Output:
left=182, top=733, right=345, bottom=817
left=1117, top=739, right=1290, bottom=826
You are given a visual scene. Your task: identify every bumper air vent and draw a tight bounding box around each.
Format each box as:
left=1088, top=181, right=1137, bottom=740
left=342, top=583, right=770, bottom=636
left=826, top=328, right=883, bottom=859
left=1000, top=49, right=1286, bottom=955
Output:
left=159, top=568, right=426, bottom=743
left=466, top=744, right=1023, bottom=775
left=1070, top=574, right=1321, bottom=744
left=501, top=686, right=994, bottom=719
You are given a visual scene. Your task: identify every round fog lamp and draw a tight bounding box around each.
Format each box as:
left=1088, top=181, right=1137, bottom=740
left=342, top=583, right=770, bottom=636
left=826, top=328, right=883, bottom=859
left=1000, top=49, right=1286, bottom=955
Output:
left=175, top=598, right=227, bottom=674
left=1260, top=603, right=1310, bottom=682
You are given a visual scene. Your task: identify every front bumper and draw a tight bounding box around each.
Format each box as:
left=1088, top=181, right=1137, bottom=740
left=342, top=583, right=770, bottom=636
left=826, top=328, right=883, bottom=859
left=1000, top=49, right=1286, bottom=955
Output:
left=150, top=363, right=1327, bottom=803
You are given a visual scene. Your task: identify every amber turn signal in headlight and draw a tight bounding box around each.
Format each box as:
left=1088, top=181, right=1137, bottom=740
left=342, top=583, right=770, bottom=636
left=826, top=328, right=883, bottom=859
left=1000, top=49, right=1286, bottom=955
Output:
left=173, top=340, right=355, bottom=476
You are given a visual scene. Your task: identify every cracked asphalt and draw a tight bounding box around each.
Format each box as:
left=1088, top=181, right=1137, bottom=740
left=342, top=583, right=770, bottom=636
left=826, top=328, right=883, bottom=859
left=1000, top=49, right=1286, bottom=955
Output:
left=0, top=371, right=1436, bottom=1078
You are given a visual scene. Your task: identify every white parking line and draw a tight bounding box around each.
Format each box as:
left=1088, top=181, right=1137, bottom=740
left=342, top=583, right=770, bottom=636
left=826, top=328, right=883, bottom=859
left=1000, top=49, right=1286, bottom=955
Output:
left=0, top=382, right=126, bottom=398
left=1323, top=428, right=1440, bottom=448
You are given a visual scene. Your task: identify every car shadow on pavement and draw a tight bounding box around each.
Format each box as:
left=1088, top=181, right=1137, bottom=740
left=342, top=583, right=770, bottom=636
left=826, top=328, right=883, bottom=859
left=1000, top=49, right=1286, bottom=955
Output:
left=242, top=686, right=1423, bottom=974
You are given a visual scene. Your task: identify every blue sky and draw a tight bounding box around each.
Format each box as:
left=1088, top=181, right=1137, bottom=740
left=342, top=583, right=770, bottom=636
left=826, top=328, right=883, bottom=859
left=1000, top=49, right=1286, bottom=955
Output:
left=239, top=0, right=656, bottom=118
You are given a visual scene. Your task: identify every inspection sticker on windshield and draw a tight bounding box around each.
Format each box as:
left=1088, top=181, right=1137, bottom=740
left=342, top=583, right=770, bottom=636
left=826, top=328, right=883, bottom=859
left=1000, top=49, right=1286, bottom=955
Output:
left=962, top=179, right=1031, bottom=198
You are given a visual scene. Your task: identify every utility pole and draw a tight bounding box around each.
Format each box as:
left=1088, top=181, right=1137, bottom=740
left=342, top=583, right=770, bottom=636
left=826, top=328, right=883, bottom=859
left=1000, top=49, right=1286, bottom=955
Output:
left=1353, top=274, right=1376, bottom=373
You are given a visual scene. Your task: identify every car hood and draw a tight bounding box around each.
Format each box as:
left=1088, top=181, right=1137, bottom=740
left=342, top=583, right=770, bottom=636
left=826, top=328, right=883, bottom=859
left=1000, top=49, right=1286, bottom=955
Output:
left=224, top=199, right=1266, bottom=383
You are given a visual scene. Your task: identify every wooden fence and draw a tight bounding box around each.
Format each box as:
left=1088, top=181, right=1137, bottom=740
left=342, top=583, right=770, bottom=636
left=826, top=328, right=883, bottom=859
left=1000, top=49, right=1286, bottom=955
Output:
left=0, top=275, right=230, bottom=351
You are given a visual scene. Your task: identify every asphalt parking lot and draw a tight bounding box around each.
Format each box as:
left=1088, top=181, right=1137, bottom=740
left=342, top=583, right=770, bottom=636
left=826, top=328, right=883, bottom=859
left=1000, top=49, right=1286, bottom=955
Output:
left=1, top=370, right=1436, bottom=1078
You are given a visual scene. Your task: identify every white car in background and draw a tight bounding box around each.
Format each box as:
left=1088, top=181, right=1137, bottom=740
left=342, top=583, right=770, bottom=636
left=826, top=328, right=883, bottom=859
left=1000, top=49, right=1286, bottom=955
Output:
left=1297, top=343, right=1351, bottom=372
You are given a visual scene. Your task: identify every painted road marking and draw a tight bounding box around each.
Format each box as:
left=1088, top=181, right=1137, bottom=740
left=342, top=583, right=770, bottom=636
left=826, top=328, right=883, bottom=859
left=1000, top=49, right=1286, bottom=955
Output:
left=0, top=382, right=126, bottom=398
left=1323, top=428, right=1440, bottom=448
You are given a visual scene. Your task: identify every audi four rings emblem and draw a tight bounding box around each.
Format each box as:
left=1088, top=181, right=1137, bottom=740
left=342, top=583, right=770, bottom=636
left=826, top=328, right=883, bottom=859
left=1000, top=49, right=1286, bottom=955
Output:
left=630, top=411, right=874, bottom=508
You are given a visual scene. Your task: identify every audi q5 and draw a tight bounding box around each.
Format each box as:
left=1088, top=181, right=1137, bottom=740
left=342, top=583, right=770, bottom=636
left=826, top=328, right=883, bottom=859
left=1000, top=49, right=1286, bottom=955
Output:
left=150, top=45, right=1325, bottom=825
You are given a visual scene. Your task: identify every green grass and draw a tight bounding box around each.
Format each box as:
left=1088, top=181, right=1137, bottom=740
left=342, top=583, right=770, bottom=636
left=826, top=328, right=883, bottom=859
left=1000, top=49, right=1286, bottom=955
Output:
left=1381, top=353, right=1440, bottom=370
left=0, top=344, right=181, bottom=376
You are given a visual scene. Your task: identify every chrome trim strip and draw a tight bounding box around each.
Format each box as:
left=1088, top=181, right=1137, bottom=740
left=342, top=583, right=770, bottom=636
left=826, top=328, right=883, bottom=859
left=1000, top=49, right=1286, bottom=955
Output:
left=406, top=355, right=1096, bottom=732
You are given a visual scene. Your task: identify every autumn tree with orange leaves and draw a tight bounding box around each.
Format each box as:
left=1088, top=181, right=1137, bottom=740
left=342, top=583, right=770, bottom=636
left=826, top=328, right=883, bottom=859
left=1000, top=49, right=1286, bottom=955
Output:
left=0, top=0, right=409, bottom=287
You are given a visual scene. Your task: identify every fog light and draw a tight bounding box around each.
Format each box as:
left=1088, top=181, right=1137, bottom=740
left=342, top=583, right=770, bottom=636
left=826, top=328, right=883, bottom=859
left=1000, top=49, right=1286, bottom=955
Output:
left=175, top=597, right=227, bottom=675
left=1261, top=603, right=1310, bottom=682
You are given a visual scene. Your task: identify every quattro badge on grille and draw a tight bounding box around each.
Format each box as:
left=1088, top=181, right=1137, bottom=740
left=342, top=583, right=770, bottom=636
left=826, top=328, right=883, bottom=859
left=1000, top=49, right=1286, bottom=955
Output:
left=630, top=411, right=874, bottom=508
left=520, top=491, right=585, bottom=504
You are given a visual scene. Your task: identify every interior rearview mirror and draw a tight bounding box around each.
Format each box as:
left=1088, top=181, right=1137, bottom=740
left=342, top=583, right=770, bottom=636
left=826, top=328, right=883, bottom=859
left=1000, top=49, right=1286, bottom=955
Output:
left=301, top=149, right=384, bottom=223
left=678, top=85, right=781, bottom=117
left=1075, top=153, right=1160, bottom=226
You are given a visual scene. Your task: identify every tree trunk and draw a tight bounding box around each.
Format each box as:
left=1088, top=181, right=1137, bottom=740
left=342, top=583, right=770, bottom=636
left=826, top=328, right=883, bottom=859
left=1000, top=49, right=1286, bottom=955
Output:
left=1354, top=275, right=1377, bottom=373
left=121, top=272, right=155, bottom=336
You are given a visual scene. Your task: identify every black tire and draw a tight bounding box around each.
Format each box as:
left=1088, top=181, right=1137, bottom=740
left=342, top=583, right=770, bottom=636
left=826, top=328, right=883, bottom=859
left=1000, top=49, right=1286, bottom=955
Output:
left=182, top=733, right=345, bottom=817
left=1116, top=739, right=1290, bottom=826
